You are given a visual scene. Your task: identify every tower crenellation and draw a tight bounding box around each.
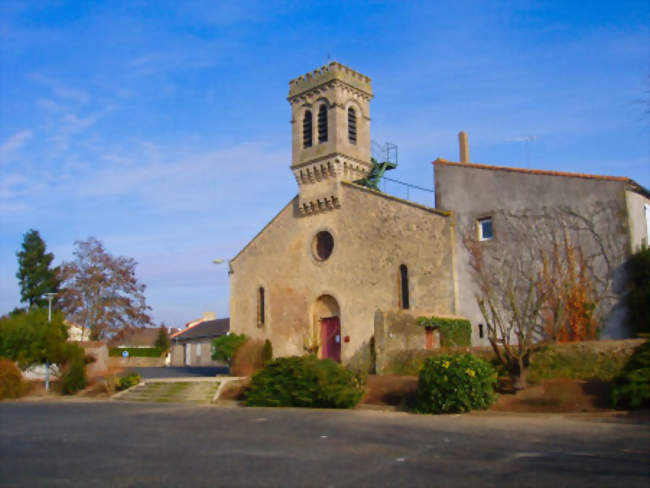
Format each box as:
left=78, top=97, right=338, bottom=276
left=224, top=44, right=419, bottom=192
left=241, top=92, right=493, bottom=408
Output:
left=287, top=62, right=374, bottom=216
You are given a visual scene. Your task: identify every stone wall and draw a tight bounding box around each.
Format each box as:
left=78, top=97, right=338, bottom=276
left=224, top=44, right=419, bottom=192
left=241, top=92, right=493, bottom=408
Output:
left=373, top=309, right=472, bottom=374
left=77, top=341, right=108, bottom=377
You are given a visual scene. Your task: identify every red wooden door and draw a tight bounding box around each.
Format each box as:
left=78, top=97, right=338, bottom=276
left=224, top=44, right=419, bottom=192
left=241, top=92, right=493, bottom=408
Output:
left=320, top=317, right=341, bottom=363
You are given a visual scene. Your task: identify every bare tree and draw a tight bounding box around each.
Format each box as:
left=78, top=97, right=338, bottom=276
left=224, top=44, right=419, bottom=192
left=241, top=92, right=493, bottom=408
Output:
left=465, top=203, right=625, bottom=389
left=59, top=237, right=152, bottom=340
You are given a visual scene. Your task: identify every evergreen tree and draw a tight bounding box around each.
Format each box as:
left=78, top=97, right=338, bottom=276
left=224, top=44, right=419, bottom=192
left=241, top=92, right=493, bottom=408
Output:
left=155, top=324, right=171, bottom=352
left=16, top=229, right=60, bottom=308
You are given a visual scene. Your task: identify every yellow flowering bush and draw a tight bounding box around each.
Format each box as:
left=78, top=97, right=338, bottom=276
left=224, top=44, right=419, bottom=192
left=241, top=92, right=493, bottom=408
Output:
left=416, top=354, right=497, bottom=414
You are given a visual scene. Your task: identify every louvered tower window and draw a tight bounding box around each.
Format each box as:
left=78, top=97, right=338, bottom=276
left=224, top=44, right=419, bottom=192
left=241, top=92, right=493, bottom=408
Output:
left=318, top=104, right=328, bottom=143
left=303, top=111, right=312, bottom=148
left=348, top=107, right=357, bottom=144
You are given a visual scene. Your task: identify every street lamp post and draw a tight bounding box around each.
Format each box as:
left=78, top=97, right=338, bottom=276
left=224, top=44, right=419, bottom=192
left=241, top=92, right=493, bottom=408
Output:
left=43, top=292, right=57, bottom=392
left=212, top=259, right=226, bottom=318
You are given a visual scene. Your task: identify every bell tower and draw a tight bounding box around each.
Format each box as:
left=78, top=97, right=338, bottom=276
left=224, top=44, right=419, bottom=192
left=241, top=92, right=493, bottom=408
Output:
left=287, top=62, right=373, bottom=215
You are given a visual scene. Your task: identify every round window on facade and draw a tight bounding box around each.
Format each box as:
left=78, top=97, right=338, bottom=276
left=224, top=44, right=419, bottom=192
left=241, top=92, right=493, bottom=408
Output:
left=312, top=231, right=334, bottom=261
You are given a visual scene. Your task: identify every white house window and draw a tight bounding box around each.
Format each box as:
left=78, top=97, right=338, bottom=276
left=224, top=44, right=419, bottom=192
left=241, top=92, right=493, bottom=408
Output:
left=478, top=217, right=493, bottom=241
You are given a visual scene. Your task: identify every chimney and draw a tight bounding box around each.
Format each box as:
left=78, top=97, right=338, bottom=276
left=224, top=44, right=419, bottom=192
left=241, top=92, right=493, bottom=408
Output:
left=203, top=311, right=216, bottom=321
left=458, top=131, right=470, bottom=163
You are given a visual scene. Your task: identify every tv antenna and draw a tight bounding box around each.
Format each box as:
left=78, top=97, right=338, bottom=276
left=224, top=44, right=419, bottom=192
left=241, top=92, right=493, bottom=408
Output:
left=505, top=135, right=536, bottom=167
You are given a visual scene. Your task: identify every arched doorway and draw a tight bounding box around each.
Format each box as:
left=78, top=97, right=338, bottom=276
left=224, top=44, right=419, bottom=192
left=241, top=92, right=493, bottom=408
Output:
left=313, top=295, right=341, bottom=362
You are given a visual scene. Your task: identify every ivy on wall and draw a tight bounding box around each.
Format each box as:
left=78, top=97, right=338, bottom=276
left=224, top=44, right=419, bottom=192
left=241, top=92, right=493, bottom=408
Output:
left=416, top=316, right=472, bottom=347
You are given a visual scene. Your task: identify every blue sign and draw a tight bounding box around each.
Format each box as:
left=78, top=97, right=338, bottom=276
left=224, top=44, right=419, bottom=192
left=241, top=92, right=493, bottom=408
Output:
left=122, top=350, right=129, bottom=358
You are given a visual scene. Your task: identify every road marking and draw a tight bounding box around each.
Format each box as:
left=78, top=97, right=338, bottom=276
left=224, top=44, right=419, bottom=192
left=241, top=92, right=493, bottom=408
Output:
left=512, top=452, right=543, bottom=459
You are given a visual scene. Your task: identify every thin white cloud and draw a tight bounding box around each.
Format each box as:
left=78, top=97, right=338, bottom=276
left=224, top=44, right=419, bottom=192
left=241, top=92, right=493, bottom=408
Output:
left=0, top=130, right=33, bottom=161
left=36, top=98, right=67, bottom=112
left=29, top=73, right=91, bottom=104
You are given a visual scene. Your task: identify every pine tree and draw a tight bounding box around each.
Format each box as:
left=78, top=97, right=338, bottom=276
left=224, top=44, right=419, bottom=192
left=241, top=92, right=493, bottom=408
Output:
left=16, top=229, right=60, bottom=308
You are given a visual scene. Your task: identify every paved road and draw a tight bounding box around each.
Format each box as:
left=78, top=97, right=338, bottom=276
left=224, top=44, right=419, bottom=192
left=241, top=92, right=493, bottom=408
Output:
left=0, top=402, right=648, bottom=487
left=125, top=366, right=228, bottom=379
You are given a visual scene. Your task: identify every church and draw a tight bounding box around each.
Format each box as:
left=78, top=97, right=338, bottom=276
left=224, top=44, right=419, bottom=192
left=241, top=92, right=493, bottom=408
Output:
left=228, top=62, right=650, bottom=366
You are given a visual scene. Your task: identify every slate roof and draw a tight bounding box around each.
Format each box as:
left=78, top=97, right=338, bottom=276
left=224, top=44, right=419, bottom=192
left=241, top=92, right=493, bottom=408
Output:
left=111, top=328, right=159, bottom=347
left=171, top=318, right=230, bottom=341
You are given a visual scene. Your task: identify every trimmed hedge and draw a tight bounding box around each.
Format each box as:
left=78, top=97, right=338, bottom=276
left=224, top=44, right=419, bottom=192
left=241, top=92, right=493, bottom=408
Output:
left=246, top=355, right=364, bottom=408
left=417, top=316, right=472, bottom=347
left=416, top=354, right=497, bottom=414
left=610, top=338, right=650, bottom=409
left=528, top=345, right=628, bottom=383
left=109, top=347, right=164, bottom=358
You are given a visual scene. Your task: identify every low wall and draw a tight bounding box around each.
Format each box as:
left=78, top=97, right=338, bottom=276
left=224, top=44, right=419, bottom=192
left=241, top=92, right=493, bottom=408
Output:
left=375, top=309, right=443, bottom=375
left=374, top=309, right=645, bottom=375
left=107, top=356, right=165, bottom=368
left=77, top=341, right=109, bottom=377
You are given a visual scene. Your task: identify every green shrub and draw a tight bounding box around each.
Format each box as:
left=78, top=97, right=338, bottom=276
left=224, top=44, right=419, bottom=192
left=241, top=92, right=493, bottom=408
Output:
left=262, top=339, right=273, bottom=364
left=528, top=345, right=628, bottom=383
left=610, top=338, right=650, bottom=409
left=109, top=347, right=164, bottom=357
left=625, top=246, right=650, bottom=336
left=154, top=327, right=171, bottom=353
left=0, top=358, right=28, bottom=399
left=246, top=355, right=364, bottom=408
left=61, top=358, right=87, bottom=394
left=211, top=333, right=248, bottom=366
left=0, top=308, right=69, bottom=368
left=415, top=354, right=497, bottom=414
left=116, top=372, right=141, bottom=391
left=417, top=316, right=471, bottom=347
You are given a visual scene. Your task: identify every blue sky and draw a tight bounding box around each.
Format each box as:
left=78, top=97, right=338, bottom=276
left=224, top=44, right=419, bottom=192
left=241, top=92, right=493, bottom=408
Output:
left=1, top=1, right=648, bottom=327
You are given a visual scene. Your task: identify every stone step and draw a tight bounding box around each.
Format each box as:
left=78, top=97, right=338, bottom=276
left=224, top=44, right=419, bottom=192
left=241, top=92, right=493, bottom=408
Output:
left=114, top=380, right=220, bottom=404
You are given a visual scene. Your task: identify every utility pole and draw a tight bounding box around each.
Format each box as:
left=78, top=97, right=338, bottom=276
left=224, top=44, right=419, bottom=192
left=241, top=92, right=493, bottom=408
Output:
left=43, top=292, right=57, bottom=392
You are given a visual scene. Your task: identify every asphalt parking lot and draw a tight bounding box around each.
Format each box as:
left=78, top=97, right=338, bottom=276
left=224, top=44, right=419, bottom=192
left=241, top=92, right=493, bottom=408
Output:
left=125, top=366, right=228, bottom=379
left=0, top=402, right=648, bottom=487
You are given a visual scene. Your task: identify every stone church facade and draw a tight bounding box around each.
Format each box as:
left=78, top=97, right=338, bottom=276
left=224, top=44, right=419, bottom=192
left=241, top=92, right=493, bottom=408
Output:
left=229, top=63, right=459, bottom=363
left=229, top=62, right=650, bottom=363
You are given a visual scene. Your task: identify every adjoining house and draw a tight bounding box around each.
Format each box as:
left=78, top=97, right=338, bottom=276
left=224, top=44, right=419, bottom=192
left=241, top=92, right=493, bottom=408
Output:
left=228, top=62, right=650, bottom=365
left=434, top=152, right=650, bottom=341
left=110, top=327, right=160, bottom=349
left=64, top=321, right=90, bottom=342
left=170, top=316, right=229, bottom=367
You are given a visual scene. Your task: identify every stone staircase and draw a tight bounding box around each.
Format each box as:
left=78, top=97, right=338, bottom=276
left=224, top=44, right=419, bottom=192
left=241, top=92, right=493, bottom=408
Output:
left=114, top=380, right=221, bottom=404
